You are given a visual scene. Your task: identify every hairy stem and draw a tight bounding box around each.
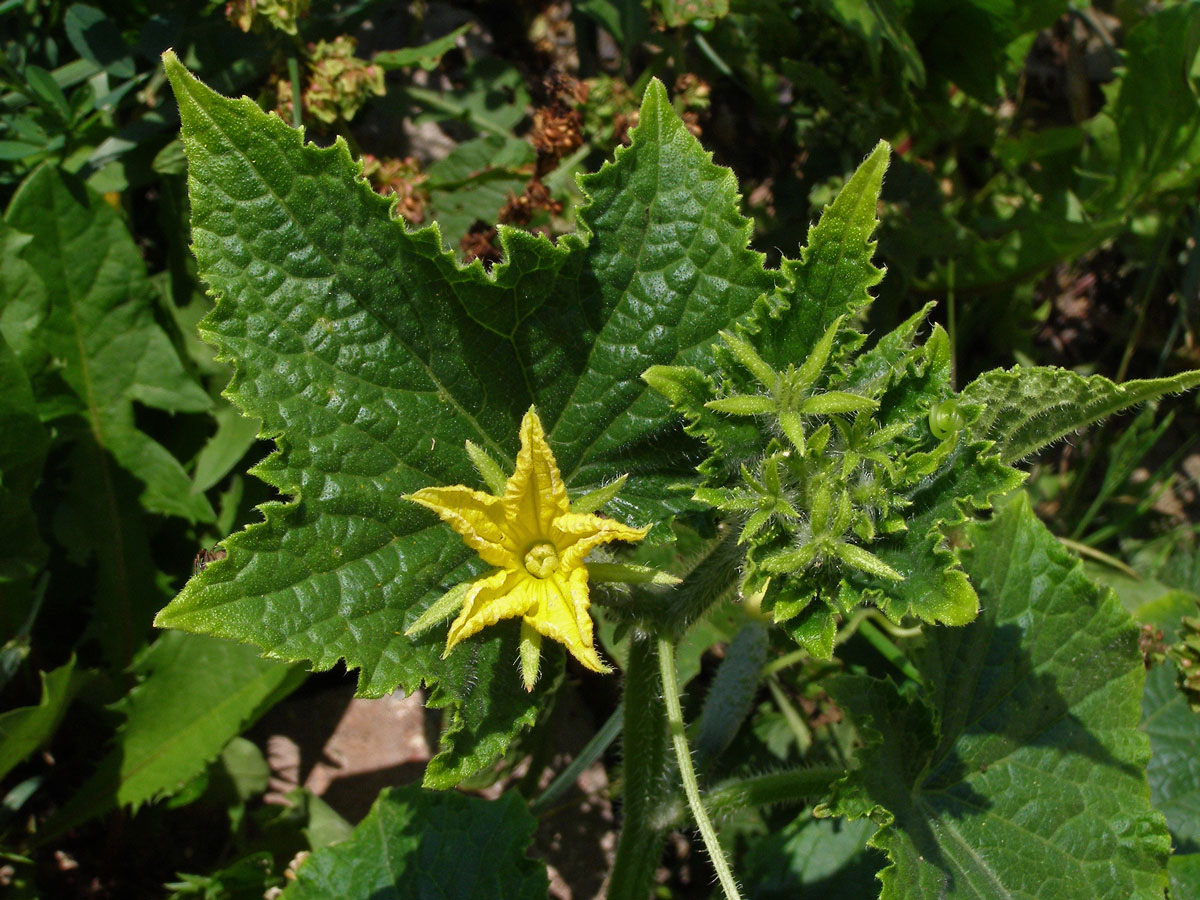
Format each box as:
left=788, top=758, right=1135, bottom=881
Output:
left=658, top=636, right=743, bottom=900
left=705, top=767, right=843, bottom=820
left=608, top=633, right=668, bottom=900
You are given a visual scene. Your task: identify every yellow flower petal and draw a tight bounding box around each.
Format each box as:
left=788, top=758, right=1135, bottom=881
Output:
left=404, top=406, right=646, bottom=689
left=554, top=512, right=650, bottom=570
left=522, top=568, right=611, bottom=674
left=503, top=408, right=569, bottom=545
left=406, top=485, right=517, bottom=569
left=445, top=568, right=538, bottom=654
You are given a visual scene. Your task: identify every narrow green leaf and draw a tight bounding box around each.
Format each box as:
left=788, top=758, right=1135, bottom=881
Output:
left=463, top=439, right=508, bottom=495
left=281, top=787, right=548, bottom=899
left=0, top=140, right=45, bottom=160
left=44, top=631, right=305, bottom=837
left=373, top=23, right=471, bottom=70
left=403, top=581, right=470, bottom=637
left=0, top=165, right=214, bottom=523
left=824, top=493, right=1171, bottom=899
left=793, top=315, right=843, bottom=393
left=588, top=561, right=680, bottom=585
left=23, top=66, right=70, bottom=119
left=571, top=473, right=628, bottom=514
left=799, top=391, right=877, bottom=415
left=0, top=659, right=82, bottom=782
left=719, top=329, right=777, bottom=388
left=761, top=141, right=889, bottom=366
left=833, top=542, right=903, bottom=581
left=706, top=394, right=776, bottom=415
left=961, top=366, right=1200, bottom=465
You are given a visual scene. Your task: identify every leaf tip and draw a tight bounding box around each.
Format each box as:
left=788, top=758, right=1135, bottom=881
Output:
left=160, top=48, right=192, bottom=92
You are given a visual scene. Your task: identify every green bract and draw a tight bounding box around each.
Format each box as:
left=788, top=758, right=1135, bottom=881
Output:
left=644, top=143, right=1018, bottom=652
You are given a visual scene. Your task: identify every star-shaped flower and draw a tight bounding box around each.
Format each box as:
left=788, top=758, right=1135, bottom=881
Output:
left=405, top=408, right=648, bottom=690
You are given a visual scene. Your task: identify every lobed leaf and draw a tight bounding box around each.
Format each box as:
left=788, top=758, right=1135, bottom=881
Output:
left=823, top=493, right=1170, bottom=899
left=757, top=140, right=889, bottom=367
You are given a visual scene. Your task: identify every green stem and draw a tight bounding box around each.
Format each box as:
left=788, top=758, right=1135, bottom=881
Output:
left=286, top=55, right=303, bottom=129
left=658, top=637, right=743, bottom=900
left=529, top=703, right=623, bottom=816
left=858, top=620, right=921, bottom=682
left=608, top=634, right=668, bottom=900
left=705, top=768, right=843, bottom=820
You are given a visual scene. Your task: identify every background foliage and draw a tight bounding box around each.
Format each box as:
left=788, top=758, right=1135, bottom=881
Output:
left=2, top=1, right=1200, bottom=897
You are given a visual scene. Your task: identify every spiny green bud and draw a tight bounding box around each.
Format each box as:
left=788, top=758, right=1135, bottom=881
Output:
left=1168, top=614, right=1200, bottom=712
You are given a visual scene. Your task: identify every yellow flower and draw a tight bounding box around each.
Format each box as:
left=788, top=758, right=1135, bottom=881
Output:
left=405, top=408, right=648, bottom=690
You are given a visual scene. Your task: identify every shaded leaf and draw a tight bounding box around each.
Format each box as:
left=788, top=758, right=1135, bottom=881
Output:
left=0, top=165, right=214, bottom=523
left=44, top=631, right=305, bottom=836
left=281, top=786, right=547, bottom=900
left=1142, top=663, right=1200, bottom=853
left=0, top=331, right=47, bottom=583
left=0, top=659, right=83, bottom=782
left=373, top=23, right=470, bottom=71
left=823, top=493, right=1170, bottom=898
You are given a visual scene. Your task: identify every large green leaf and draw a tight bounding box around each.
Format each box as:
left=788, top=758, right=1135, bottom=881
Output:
left=45, top=631, right=305, bottom=836
left=154, top=55, right=773, bottom=783
left=960, top=366, right=1200, bottom=465
left=281, top=786, right=548, bottom=900
left=823, top=493, right=1170, bottom=898
left=0, top=165, right=214, bottom=523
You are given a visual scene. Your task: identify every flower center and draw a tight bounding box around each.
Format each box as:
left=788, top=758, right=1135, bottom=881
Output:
left=523, top=542, right=560, bottom=579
